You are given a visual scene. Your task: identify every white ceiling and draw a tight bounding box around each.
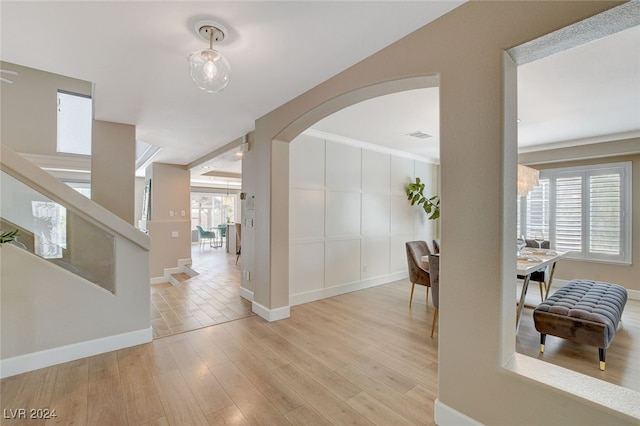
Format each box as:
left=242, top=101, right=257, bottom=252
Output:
left=0, top=0, right=463, bottom=186
left=1, top=2, right=639, bottom=188
left=312, top=23, right=640, bottom=163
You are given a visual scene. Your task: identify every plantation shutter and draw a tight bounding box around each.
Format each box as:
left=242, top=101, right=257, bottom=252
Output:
left=517, top=162, right=630, bottom=263
left=554, top=174, right=582, bottom=253
left=589, top=172, right=621, bottom=256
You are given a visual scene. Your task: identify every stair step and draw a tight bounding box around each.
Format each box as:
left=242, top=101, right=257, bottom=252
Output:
left=170, top=272, right=191, bottom=283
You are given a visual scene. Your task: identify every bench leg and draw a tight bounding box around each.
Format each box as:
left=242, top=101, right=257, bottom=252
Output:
left=599, top=348, right=606, bottom=371
left=540, top=334, right=546, bottom=353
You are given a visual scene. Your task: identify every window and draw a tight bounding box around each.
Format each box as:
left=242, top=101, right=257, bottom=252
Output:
left=191, top=192, right=236, bottom=233
left=518, top=162, right=631, bottom=264
left=31, top=201, right=66, bottom=259
left=57, top=91, right=92, bottom=155
left=63, top=180, right=91, bottom=198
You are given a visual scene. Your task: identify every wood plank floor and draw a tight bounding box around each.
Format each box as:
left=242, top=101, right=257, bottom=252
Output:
left=150, top=244, right=253, bottom=338
left=1, top=280, right=438, bottom=425
left=1, top=246, right=637, bottom=425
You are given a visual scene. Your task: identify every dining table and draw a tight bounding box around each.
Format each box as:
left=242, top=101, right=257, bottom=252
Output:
left=515, top=247, right=567, bottom=331
left=421, top=247, right=567, bottom=332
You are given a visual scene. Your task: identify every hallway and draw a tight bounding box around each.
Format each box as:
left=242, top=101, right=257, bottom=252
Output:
left=150, top=244, right=252, bottom=339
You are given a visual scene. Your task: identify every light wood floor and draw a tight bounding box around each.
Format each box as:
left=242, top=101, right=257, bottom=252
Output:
left=150, top=243, right=253, bottom=338
left=1, top=249, right=638, bottom=424
left=1, top=280, right=438, bottom=425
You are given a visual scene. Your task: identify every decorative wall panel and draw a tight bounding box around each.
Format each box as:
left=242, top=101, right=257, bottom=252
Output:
left=326, top=141, right=361, bottom=190
left=325, top=239, right=361, bottom=286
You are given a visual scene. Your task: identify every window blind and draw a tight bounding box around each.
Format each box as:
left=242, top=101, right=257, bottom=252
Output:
left=589, top=173, right=621, bottom=256
left=555, top=174, right=582, bottom=253
left=517, top=162, right=631, bottom=264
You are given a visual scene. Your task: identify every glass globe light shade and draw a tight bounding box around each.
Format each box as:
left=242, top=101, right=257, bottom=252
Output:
left=188, top=48, right=230, bottom=93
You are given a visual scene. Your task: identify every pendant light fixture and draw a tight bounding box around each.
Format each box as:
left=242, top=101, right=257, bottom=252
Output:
left=188, top=21, right=230, bottom=93
left=517, top=164, right=540, bottom=196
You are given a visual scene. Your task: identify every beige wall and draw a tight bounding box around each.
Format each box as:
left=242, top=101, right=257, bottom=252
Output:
left=1, top=145, right=150, bottom=372
left=521, top=145, right=640, bottom=293
left=92, top=120, right=136, bottom=224
left=146, top=162, right=191, bottom=279
left=1, top=62, right=138, bottom=224
left=0, top=61, right=92, bottom=156
left=1, top=238, right=149, bottom=359
left=246, top=1, right=637, bottom=424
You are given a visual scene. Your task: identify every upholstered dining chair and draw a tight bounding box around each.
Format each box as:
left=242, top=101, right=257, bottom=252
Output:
left=196, top=225, right=216, bottom=248
left=405, top=241, right=431, bottom=308
left=432, top=238, right=441, bottom=254
left=216, top=224, right=227, bottom=247
left=428, top=254, right=440, bottom=338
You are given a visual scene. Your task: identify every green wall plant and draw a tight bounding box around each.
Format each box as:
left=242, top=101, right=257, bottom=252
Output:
left=406, top=177, right=440, bottom=220
left=0, top=229, right=19, bottom=246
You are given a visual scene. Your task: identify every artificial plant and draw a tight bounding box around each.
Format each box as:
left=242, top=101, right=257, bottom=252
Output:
left=406, top=177, right=440, bottom=220
left=0, top=229, right=19, bottom=246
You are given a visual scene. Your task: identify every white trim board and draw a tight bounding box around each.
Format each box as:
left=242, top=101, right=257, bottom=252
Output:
left=252, top=302, right=290, bottom=322
left=0, top=327, right=152, bottom=379
left=289, top=271, right=408, bottom=306
left=240, top=286, right=254, bottom=302
left=149, top=258, right=195, bottom=285
left=435, top=399, right=484, bottom=426
left=303, top=128, right=437, bottom=164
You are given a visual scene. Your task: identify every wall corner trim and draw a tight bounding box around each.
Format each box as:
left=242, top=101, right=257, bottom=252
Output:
left=252, top=301, right=290, bottom=322
left=0, top=327, right=152, bottom=379
left=239, top=287, right=254, bottom=302
left=434, top=399, right=484, bottom=426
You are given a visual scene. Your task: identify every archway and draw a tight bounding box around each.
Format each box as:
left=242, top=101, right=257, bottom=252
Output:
left=246, top=76, right=440, bottom=321
left=241, top=2, right=635, bottom=423
left=285, top=83, right=441, bottom=307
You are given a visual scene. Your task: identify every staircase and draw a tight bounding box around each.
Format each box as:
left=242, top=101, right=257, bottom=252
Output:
left=0, top=145, right=152, bottom=378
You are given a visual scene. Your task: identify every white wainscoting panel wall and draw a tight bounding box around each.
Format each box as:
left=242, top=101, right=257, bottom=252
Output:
left=289, top=130, right=438, bottom=306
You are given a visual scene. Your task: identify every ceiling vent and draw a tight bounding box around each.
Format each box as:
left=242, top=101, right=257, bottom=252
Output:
left=406, top=131, right=432, bottom=139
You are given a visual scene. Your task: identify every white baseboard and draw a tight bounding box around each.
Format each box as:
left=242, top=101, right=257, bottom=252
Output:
left=289, top=271, right=408, bottom=306
left=627, top=288, right=640, bottom=301
left=240, top=286, right=254, bottom=302
left=149, top=258, right=195, bottom=285
left=182, top=264, right=199, bottom=278
left=435, top=399, right=484, bottom=426
left=252, top=301, right=290, bottom=322
left=0, top=327, right=152, bottom=379
left=150, top=276, right=167, bottom=284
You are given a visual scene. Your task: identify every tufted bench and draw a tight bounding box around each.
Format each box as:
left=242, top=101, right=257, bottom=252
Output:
left=533, top=279, right=627, bottom=370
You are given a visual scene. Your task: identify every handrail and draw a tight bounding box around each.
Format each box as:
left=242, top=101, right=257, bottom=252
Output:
left=0, top=144, right=149, bottom=251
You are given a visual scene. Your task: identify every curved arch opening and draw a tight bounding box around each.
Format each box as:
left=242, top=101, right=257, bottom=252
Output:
left=278, top=75, right=441, bottom=308
left=274, top=75, right=440, bottom=144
